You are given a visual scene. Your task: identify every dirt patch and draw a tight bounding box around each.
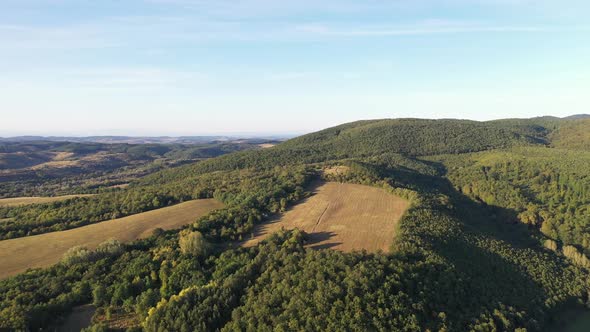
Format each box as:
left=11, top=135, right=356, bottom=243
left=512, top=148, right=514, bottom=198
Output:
left=258, top=143, right=276, bottom=149
left=94, top=309, right=140, bottom=330
left=241, top=182, right=409, bottom=253
left=0, top=199, right=223, bottom=279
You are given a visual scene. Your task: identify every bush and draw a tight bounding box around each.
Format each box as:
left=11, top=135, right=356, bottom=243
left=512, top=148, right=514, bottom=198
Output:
left=61, top=239, right=124, bottom=266
left=61, top=246, right=94, bottom=265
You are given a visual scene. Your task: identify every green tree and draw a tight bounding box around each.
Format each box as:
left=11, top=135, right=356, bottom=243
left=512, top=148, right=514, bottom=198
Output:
left=92, top=285, right=108, bottom=306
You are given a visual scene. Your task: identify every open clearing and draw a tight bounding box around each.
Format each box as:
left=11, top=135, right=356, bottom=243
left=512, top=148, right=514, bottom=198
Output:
left=0, top=195, right=96, bottom=207
left=323, top=165, right=350, bottom=176
left=0, top=199, right=223, bottom=279
left=242, top=182, right=409, bottom=252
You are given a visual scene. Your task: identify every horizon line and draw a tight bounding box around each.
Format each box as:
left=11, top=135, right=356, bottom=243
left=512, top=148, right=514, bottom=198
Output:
left=1, top=113, right=588, bottom=139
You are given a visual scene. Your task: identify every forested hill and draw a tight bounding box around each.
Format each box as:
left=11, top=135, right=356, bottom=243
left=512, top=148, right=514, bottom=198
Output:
left=140, top=116, right=588, bottom=182
left=278, top=116, right=590, bottom=155
left=279, top=118, right=548, bottom=155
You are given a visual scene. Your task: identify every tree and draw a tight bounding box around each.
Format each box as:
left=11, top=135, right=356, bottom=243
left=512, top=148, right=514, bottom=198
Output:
left=179, top=230, right=210, bottom=257
left=92, top=285, right=108, bottom=306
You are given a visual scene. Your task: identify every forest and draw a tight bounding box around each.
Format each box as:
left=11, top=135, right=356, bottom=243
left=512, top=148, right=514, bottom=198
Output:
left=1, top=117, right=590, bottom=331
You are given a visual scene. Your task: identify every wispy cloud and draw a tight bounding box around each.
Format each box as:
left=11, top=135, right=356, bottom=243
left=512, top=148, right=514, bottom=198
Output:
left=293, top=21, right=583, bottom=37
left=2, top=15, right=585, bottom=55
left=0, top=24, right=120, bottom=50
left=1, top=0, right=588, bottom=54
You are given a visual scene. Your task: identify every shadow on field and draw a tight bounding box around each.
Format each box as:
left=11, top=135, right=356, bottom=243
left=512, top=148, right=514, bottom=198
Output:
left=305, top=231, right=341, bottom=250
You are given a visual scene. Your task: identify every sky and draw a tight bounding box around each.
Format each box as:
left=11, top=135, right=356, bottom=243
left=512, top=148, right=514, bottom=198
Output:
left=1, top=0, right=589, bottom=136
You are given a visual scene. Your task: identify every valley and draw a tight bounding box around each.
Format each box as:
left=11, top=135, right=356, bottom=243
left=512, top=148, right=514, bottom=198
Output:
left=0, top=139, right=272, bottom=198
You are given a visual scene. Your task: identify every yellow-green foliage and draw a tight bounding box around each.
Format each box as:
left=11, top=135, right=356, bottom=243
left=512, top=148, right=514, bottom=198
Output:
left=544, top=239, right=558, bottom=252
left=179, top=230, right=209, bottom=257
left=563, top=245, right=590, bottom=268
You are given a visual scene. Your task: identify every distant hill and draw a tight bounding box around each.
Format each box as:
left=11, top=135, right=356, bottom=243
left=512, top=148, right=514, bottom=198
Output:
left=0, top=136, right=287, bottom=145
left=563, top=114, right=590, bottom=120
left=0, top=140, right=266, bottom=197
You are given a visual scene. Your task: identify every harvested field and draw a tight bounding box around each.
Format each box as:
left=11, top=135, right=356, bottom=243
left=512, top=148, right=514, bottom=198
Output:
left=0, top=195, right=96, bottom=207
left=0, top=199, right=223, bottom=279
left=242, top=182, right=409, bottom=252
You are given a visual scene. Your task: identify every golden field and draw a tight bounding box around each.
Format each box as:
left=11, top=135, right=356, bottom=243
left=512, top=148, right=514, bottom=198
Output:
left=0, top=199, right=223, bottom=279
left=242, top=182, right=409, bottom=252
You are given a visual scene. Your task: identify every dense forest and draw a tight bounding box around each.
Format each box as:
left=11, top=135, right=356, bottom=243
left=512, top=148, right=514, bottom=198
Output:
left=431, top=147, right=590, bottom=262
left=1, top=117, right=590, bottom=331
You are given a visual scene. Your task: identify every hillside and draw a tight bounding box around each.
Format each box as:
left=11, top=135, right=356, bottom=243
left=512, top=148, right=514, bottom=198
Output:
left=1, top=117, right=590, bottom=331
left=550, top=119, right=590, bottom=150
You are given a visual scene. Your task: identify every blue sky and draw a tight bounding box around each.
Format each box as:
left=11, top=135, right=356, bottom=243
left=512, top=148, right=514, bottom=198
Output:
left=1, top=0, right=589, bottom=136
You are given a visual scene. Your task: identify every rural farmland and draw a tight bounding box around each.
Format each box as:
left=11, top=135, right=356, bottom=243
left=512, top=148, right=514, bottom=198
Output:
left=242, top=182, right=409, bottom=252
left=0, top=195, right=95, bottom=207
left=0, top=199, right=223, bottom=279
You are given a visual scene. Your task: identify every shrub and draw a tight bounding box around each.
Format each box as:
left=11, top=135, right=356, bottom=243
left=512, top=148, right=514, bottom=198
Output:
left=61, top=246, right=94, bottom=265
